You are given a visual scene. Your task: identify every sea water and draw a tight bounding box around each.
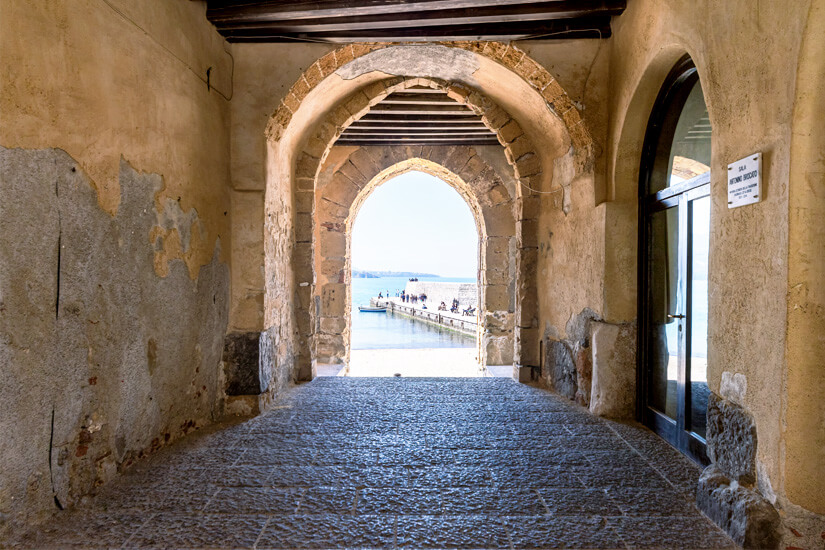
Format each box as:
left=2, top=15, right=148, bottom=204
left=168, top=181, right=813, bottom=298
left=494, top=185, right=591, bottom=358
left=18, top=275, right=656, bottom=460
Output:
left=351, top=276, right=476, bottom=350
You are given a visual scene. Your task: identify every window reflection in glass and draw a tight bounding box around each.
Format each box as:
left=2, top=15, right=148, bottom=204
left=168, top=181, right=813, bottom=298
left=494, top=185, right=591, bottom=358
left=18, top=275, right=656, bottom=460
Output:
left=650, top=80, right=711, bottom=194
left=689, top=195, right=711, bottom=437
left=647, top=207, right=679, bottom=420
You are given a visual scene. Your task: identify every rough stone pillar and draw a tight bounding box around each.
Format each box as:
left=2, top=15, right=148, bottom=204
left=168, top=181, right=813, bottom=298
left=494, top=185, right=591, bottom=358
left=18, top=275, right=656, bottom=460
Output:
left=697, top=393, right=780, bottom=548
left=222, top=331, right=272, bottom=414
left=514, top=192, right=539, bottom=381
left=481, top=234, right=516, bottom=366
left=589, top=321, right=636, bottom=418
left=223, top=332, right=268, bottom=394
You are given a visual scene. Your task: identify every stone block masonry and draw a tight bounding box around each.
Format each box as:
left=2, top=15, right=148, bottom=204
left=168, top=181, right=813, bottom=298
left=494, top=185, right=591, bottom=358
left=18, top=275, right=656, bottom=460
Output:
left=311, top=145, right=518, bottom=368
left=697, top=393, right=781, bottom=548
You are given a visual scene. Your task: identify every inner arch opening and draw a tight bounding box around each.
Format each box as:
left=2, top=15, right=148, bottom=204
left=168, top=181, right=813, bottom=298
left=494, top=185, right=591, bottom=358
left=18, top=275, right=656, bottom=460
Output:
left=348, top=170, right=481, bottom=377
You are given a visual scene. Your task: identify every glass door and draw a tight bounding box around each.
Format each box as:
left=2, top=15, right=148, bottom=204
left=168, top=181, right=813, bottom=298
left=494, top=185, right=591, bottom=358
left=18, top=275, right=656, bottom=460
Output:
left=638, top=56, right=712, bottom=464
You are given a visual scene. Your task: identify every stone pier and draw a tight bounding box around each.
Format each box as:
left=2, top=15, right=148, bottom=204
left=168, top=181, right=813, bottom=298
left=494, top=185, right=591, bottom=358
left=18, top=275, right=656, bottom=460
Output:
left=381, top=298, right=478, bottom=337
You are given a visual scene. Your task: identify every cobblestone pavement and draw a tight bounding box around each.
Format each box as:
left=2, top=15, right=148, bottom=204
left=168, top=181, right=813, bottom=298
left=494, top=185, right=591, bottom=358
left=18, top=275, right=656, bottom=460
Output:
left=13, top=378, right=735, bottom=549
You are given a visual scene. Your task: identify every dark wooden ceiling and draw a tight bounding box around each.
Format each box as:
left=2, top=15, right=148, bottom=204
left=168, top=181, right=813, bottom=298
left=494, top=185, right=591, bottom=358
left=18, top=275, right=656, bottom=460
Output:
left=208, top=1, right=627, bottom=145
left=206, top=0, right=626, bottom=43
left=336, top=87, right=499, bottom=147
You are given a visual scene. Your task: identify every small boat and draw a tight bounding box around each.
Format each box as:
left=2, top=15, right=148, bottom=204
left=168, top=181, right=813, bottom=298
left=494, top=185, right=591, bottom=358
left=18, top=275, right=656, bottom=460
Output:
left=358, top=305, right=387, bottom=312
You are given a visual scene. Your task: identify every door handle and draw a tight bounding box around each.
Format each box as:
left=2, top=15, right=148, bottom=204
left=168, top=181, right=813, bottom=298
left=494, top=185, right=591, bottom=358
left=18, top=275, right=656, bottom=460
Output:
left=667, top=314, right=686, bottom=319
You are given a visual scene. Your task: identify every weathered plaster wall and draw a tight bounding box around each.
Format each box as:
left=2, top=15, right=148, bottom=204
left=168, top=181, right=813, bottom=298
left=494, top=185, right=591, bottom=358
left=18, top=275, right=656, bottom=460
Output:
left=230, top=43, right=334, bottom=332
left=0, top=0, right=232, bottom=535
left=1, top=0, right=232, bottom=277
left=607, top=0, right=823, bottom=531
left=784, top=0, right=825, bottom=520
left=0, top=150, right=229, bottom=534
left=507, top=41, right=618, bottom=405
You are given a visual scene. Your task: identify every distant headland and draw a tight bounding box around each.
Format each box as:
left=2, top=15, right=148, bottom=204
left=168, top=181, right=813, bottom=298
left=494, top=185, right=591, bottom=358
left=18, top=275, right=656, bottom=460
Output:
left=352, top=270, right=440, bottom=279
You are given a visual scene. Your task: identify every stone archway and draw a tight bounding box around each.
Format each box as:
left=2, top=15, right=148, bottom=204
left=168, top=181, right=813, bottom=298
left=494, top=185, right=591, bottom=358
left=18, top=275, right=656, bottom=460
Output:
left=313, top=150, right=518, bottom=371
left=263, top=44, right=595, bottom=384
left=290, top=74, right=537, bottom=381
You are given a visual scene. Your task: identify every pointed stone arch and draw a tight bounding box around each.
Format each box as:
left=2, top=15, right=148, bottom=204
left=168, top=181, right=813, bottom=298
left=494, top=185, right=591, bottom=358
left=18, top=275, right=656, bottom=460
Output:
left=313, top=149, right=518, bottom=372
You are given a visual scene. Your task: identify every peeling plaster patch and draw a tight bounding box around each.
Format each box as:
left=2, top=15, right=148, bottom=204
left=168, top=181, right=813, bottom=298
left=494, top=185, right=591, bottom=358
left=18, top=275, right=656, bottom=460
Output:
left=155, top=198, right=204, bottom=254
left=0, top=146, right=229, bottom=531
left=565, top=307, right=600, bottom=346
left=335, top=45, right=480, bottom=85
left=720, top=371, right=748, bottom=406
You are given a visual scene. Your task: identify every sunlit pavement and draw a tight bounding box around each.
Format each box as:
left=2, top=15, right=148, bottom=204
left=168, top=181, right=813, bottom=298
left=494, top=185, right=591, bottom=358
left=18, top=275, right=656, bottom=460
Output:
left=347, top=348, right=482, bottom=377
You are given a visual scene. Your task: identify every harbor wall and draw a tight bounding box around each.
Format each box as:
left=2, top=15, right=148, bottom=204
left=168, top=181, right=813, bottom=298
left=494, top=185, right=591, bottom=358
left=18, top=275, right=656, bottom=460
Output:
left=404, top=281, right=478, bottom=310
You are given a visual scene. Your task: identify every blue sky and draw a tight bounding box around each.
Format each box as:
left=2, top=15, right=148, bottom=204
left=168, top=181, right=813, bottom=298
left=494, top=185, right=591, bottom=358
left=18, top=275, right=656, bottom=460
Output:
left=351, top=171, right=478, bottom=278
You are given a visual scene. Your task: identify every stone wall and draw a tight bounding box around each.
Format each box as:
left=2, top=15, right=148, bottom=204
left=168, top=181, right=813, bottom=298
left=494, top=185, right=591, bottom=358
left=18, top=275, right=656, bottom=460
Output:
left=0, top=0, right=232, bottom=535
left=697, top=393, right=780, bottom=548
left=4, top=2, right=825, bottom=546
left=606, top=0, right=825, bottom=544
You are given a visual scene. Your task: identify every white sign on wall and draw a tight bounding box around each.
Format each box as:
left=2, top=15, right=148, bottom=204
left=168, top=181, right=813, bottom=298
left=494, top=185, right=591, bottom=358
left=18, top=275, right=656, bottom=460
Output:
left=727, top=153, right=762, bottom=208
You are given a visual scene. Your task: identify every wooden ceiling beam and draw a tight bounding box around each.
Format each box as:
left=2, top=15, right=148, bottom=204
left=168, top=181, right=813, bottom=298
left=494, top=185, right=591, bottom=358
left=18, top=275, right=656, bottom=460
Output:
left=391, top=87, right=448, bottom=94
left=343, top=125, right=491, bottom=132
left=340, top=131, right=496, bottom=137
left=348, top=124, right=490, bottom=131
left=212, top=1, right=625, bottom=32
left=357, top=114, right=482, bottom=123
left=335, top=138, right=501, bottom=146
left=206, top=0, right=624, bottom=23
left=380, top=94, right=457, bottom=105
left=220, top=17, right=612, bottom=42
left=367, top=104, right=474, bottom=116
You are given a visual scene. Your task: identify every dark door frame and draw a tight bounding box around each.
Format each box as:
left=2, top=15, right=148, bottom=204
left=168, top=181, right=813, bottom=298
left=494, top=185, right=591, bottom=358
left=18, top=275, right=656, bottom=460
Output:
left=636, top=54, right=711, bottom=466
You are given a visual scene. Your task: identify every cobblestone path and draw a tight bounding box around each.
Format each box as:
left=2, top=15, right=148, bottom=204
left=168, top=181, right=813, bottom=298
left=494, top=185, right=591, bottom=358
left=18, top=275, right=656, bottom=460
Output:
left=15, top=378, right=734, bottom=549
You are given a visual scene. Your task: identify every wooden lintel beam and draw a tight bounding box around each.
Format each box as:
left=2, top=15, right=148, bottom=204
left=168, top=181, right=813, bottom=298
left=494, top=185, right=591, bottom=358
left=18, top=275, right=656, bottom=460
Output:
left=335, top=139, right=500, bottom=146
left=212, top=1, right=625, bottom=33
left=221, top=17, right=613, bottom=42
left=207, top=0, right=626, bottom=24
left=348, top=124, right=490, bottom=131
left=341, top=131, right=496, bottom=137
